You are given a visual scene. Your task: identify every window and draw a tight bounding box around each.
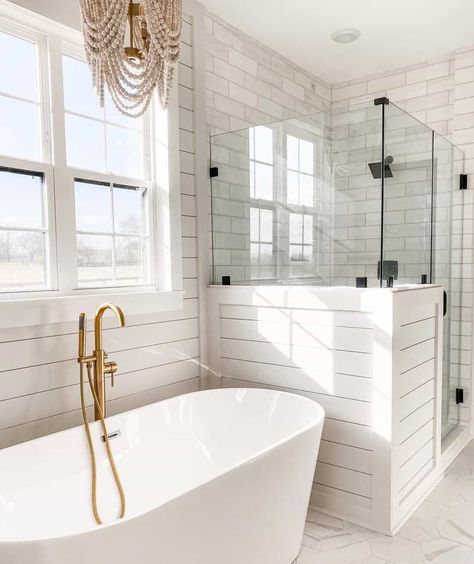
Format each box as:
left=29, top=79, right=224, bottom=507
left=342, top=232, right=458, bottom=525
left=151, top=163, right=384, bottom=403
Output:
left=249, top=126, right=273, bottom=200
left=250, top=207, right=273, bottom=278
left=0, top=11, right=177, bottom=299
left=62, top=54, right=153, bottom=289
left=75, top=180, right=149, bottom=287
left=289, top=213, right=313, bottom=262
left=287, top=135, right=314, bottom=206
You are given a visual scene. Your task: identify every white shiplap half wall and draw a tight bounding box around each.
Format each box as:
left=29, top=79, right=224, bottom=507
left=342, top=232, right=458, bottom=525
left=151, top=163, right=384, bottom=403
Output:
left=0, top=14, right=201, bottom=449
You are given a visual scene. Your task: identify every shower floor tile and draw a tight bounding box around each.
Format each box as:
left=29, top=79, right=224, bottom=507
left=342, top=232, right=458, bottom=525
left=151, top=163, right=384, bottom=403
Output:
left=300, top=439, right=474, bottom=563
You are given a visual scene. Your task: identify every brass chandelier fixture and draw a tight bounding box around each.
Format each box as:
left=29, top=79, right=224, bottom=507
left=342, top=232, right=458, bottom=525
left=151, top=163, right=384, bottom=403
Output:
left=79, top=0, right=182, bottom=118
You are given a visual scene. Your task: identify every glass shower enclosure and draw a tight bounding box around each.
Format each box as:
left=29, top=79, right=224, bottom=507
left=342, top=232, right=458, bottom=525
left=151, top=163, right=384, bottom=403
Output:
left=209, top=97, right=465, bottom=442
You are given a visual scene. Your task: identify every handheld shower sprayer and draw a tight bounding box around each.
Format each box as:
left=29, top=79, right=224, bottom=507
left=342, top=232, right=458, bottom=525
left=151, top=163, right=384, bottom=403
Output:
left=77, top=304, right=127, bottom=526
left=78, top=313, right=86, bottom=361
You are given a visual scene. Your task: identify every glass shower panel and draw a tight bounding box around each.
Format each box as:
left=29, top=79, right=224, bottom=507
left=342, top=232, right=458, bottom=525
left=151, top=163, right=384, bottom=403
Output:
left=331, top=102, right=383, bottom=287
left=433, top=133, right=464, bottom=439
left=382, top=104, right=433, bottom=285
left=209, top=110, right=332, bottom=285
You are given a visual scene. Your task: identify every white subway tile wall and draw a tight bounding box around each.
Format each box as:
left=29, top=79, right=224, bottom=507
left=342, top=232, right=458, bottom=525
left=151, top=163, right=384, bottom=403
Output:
left=332, top=55, right=473, bottom=429
left=206, top=13, right=332, bottom=284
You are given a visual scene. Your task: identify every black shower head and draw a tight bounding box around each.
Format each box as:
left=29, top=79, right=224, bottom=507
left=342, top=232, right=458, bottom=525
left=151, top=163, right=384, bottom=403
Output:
left=368, top=155, right=394, bottom=179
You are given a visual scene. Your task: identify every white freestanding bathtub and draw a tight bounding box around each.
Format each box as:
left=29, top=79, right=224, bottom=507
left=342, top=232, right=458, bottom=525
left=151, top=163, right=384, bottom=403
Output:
left=0, top=388, right=324, bottom=564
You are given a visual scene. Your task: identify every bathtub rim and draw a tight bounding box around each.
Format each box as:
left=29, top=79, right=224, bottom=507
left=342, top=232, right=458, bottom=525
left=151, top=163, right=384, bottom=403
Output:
left=0, top=387, right=325, bottom=544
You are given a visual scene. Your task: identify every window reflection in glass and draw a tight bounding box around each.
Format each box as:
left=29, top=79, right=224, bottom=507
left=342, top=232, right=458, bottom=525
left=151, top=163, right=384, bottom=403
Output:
left=249, top=126, right=273, bottom=200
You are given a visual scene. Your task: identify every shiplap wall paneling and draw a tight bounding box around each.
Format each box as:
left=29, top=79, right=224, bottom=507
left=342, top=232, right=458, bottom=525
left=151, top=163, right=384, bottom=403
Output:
left=208, top=285, right=444, bottom=534
left=391, top=289, right=441, bottom=529
left=0, top=15, right=200, bottom=450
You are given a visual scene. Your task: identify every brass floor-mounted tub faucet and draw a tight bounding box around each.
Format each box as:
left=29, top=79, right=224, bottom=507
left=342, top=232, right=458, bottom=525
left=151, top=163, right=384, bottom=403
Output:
left=78, top=303, right=126, bottom=420
left=77, top=303, right=127, bottom=525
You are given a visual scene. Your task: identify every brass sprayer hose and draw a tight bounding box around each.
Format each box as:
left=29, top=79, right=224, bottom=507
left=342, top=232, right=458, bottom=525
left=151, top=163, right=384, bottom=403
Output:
left=80, top=362, right=126, bottom=525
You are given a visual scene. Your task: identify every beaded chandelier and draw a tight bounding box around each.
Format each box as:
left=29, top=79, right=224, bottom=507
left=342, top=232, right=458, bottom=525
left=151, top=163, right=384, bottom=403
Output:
left=79, top=0, right=182, bottom=117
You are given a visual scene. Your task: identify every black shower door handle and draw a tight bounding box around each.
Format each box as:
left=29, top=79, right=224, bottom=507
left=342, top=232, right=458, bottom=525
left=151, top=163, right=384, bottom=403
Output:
left=443, top=290, right=447, bottom=318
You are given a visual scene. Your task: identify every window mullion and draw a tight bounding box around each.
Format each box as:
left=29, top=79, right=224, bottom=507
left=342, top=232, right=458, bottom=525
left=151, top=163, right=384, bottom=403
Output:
left=48, top=34, right=78, bottom=292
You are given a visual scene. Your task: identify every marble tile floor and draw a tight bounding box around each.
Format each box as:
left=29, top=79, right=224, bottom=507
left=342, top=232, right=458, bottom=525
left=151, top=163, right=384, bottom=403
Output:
left=298, top=439, right=474, bottom=564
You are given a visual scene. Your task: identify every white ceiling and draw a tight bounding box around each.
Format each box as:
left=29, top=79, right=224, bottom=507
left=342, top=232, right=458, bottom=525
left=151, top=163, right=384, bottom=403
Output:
left=200, top=0, right=474, bottom=84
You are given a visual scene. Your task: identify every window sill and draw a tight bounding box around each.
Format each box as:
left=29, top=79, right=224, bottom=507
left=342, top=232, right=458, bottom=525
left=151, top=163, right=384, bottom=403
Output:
left=0, top=289, right=184, bottom=329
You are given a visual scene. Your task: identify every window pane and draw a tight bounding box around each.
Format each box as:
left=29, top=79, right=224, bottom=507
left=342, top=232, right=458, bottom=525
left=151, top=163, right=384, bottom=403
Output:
left=0, top=32, right=37, bottom=101
left=75, top=180, right=149, bottom=287
left=115, top=236, right=141, bottom=281
left=154, top=104, right=168, bottom=142
left=77, top=234, right=113, bottom=285
left=249, top=128, right=255, bottom=160
left=0, top=170, right=44, bottom=229
left=304, top=215, right=313, bottom=244
left=260, top=243, right=273, bottom=265
left=260, top=209, right=273, bottom=242
left=287, top=170, right=299, bottom=204
left=105, top=93, right=142, bottom=130
left=0, top=230, right=45, bottom=290
left=287, top=135, right=299, bottom=170
left=75, top=180, right=112, bottom=232
left=62, top=55, right=101, bottom=119
left=250, top=242, right=259, bottom=264
left=66, top=114, right=105, bottom=171
left=300, top=174, right=314, bottom=207
left=106, top=125, right=143, bottom=178
left=254, top=163, right=273, bottom=200
left=289, top=213, right=303, bottom=244
left=114, top=186, right=143, bottom=234
left=299, top=140, right=314, bottom=174
left=0, top=96, right=41, bottom=160
left=250, top=207, right=259, bottom=240
left=254, top=126, right=273, bottom=164
left=289, top=244, right=302, bottom=261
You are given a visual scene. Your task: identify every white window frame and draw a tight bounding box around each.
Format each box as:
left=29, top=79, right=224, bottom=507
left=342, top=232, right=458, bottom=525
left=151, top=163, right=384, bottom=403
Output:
left=0, top=2, right=183, bottom=327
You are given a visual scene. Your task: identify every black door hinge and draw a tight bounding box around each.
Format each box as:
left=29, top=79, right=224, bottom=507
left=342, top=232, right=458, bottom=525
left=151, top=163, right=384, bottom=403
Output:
left=210, top=167, right=219, bottom=178
left=456, top=388, right=464, bottom=405
left=460, top=174, right=468, bottom=190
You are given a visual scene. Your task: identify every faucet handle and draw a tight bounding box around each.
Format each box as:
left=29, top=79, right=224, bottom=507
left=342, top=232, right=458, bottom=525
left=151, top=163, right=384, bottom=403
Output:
left=104, top=360, right=118, bottom=387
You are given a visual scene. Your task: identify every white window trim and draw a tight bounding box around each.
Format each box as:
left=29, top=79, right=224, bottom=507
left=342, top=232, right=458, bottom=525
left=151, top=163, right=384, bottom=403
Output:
left=0, top=0, right=184, bottom=327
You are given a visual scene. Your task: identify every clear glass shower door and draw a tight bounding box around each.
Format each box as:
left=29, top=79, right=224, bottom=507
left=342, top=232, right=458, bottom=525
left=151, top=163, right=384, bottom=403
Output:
left=433, top=133, right=464, bottom=439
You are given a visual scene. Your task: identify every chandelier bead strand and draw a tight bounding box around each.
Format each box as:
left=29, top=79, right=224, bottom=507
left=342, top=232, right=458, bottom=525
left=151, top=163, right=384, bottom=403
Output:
left=79, top=0, right=182, bottom=117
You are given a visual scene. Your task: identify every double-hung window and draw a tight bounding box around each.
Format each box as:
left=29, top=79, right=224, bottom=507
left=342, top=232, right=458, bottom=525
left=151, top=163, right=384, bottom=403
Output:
left=0, top=10, right=179, bottom=305
left=0, top=26, right=55, bottom=292
left=61, top=51, right=153, bottom=289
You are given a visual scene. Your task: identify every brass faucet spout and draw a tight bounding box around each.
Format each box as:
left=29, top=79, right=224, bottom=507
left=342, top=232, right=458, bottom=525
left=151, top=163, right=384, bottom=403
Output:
left=94, top=303, right=126, bottom=351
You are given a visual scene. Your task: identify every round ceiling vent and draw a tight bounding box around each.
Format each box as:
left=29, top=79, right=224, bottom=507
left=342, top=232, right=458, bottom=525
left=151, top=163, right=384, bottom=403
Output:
left=331, top=28, right=361, bottom=44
